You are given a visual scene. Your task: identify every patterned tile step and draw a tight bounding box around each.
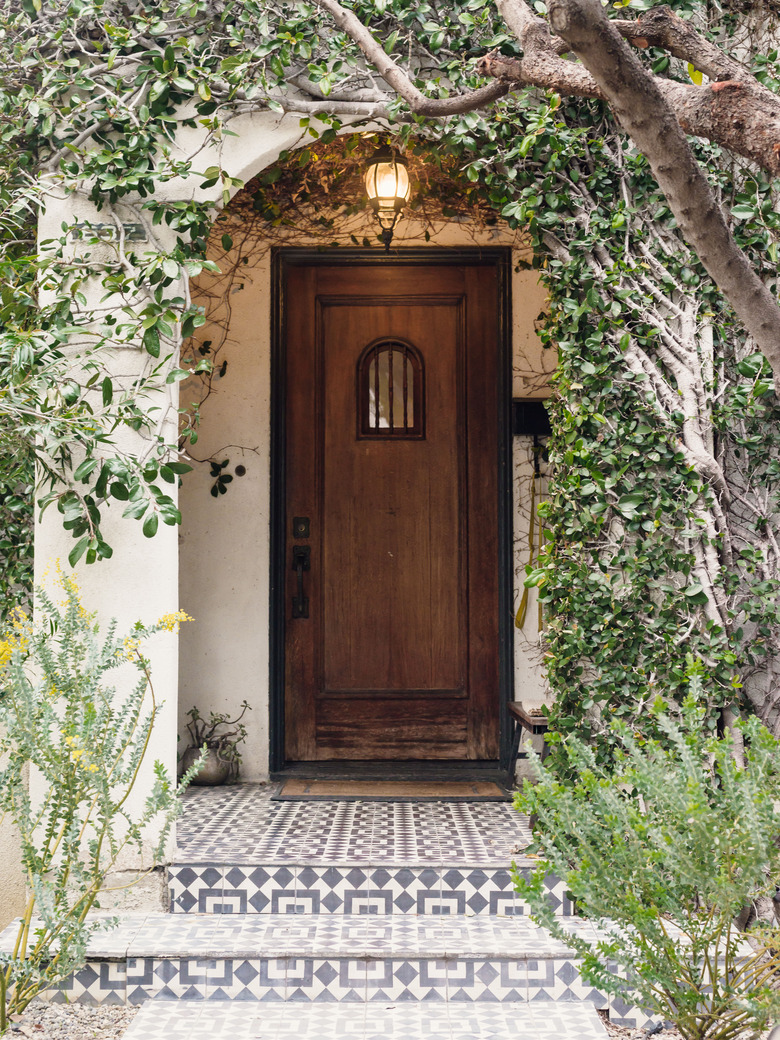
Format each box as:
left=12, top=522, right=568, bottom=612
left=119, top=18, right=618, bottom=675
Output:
left=176, top=788, right=532, bottom=866
left=122, top=953, right=614, bottom=1005
left=2, top=914, right=656, bottom=1026
left=121, top=998, right=610, bottom=1038
left=1, top=912, right=593, bottom=960
left=169, top=863, right=573, bottom=917
left=37, top=950, right=652, bottom=1024
left=2, top=914, right=609, bottom=1005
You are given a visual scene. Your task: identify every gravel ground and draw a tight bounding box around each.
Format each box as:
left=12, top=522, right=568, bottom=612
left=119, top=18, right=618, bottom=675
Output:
left=7, top=1001, right=139, bottom=1038
left=8, top=1001, right=685, bottom=1039
left=598, top=1011, right=683, bottom=1040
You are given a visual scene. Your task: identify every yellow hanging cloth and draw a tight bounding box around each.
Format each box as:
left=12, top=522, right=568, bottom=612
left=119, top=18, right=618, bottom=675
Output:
left=515, top=461, right=537, bottom=630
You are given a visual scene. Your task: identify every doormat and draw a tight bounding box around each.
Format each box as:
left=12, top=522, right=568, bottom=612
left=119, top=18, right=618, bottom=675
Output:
left=272, top=779, right=512, bottom=802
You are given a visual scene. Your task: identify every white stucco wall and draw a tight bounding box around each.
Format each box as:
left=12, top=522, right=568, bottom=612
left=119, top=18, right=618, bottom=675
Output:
left=25, top=194, right=186, bottom=905
left=0, top=755, right=26, bottom=928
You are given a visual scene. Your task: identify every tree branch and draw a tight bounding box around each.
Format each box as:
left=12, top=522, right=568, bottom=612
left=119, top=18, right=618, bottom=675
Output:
left=313, top=0, right=508, bottom=114
left=487, top=0, right=780, bottom=178
left=611, top=6, right=745, bottom=81
left=545, top=0, right=780, bottom=391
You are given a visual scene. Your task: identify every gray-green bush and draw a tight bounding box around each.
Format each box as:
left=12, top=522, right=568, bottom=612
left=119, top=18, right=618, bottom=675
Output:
left=516, top=668, right=780, bottom=1040
left=0, top=573, right=197, bottom=1033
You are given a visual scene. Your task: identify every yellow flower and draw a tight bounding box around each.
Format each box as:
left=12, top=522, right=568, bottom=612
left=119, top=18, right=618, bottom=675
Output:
left=156, top=611, right=194, bottom=633
left=0, top=607, right=30, bottom=669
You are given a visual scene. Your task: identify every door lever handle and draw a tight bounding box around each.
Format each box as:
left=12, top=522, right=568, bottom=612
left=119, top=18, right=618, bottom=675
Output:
left=292, top=545, right=310, bottom=618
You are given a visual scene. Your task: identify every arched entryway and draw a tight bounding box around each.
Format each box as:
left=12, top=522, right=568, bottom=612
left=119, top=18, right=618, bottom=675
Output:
left=177, top=137, right=553, bottom=781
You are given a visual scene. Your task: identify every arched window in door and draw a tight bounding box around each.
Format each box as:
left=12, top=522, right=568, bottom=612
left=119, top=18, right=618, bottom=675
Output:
left=358, top=339, right=424, bottom=438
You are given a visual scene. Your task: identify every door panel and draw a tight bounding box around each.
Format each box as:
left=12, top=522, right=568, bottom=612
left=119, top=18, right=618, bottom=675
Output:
left=283, top=261, right=500, bottom=761
left=323, top=300, right=462, bottom=695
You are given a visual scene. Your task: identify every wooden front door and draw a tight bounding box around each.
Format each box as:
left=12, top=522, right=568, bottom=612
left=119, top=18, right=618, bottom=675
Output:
left=282, top=257, right=502, bottom=761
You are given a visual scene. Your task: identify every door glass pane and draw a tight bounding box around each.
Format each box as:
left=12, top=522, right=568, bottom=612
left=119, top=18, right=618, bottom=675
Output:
left=360, top=340, right=423, bottom=438
left=368, top=348, right=413, bottom=430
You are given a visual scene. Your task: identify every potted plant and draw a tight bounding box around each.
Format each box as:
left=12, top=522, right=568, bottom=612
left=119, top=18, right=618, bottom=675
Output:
left=180, top=700, right=251, bottom=785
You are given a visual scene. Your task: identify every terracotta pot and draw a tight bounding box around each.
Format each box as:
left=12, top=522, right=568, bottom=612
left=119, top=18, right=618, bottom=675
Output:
left=180, top=746, right=231, bottom=785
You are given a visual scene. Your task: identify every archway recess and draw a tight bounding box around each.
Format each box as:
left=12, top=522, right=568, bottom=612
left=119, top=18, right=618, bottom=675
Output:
left=176, top=136, right=553, bottom=780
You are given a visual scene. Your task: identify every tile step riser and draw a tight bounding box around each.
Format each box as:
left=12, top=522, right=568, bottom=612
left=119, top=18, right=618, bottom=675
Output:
left=169, top=866, right=573, bottom=917
left=42, top=955, right=656, bottom=1028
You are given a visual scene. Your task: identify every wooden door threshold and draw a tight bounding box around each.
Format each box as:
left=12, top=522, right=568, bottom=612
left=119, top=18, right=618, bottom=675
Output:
left=271, top=760, right=510, bottom=784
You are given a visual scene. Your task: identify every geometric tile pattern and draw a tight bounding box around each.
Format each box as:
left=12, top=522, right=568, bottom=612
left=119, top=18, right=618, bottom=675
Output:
left=169, top=863, right=573, bottom=917
left=42, top=960, right=127, bottom=1005
left=526, top=958, right=609, bottom=1006
left=122, top=999, right=610, bottom=1039
left=119, top=951, right=615, bottom=1005
left=176, top=788, right=533, bottom=865
left=3, top=789, right=656, bottom=1031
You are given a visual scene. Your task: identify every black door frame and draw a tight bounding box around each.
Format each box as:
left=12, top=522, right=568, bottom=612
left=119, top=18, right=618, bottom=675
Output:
left=269, top=247, right=514, bottom=776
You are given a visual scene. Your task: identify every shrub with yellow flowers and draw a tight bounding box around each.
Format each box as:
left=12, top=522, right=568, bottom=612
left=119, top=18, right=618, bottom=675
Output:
left=0, top=572, right=199, bottom=1033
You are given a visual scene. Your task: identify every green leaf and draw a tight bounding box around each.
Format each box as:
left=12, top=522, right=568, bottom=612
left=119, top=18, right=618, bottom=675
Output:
left=101, top=377, right=113, bottom=406
left=143, top=327, right=160, bottom=357
left=68, top=537, right=89, bottom=567
left=736, top=353, right=765, bottom=377
left=221, top=233, right=233, bottom=252
left=73, top=458, right=98, bottom=482
left=142, top=513, right=159, bottom=538
left=122, top=498, right=148, bottom=520
left=110, top=483, right=130, bottom=501
left=684, top=583, right=709, bottom=605
left=617, top=494, right=645, bottom=519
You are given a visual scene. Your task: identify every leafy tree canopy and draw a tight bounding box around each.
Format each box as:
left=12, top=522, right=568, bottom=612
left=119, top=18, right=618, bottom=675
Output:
left=0, top=0, right=778, bottom=741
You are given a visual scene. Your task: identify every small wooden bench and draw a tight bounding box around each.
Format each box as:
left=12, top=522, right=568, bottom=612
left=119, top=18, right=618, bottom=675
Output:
left=508, top=701, right=550, bottom=777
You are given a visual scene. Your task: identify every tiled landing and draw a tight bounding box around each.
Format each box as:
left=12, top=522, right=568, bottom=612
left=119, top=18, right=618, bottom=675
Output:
left=176, top=787, right=531, bottom=864
left=122, top=999, right=609, bottom=1039
left=170, top=787, right=573, bottom=918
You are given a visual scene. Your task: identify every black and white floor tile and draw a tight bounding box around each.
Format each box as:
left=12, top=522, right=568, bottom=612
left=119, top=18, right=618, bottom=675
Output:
left=121, top=998, right=610, bottom=1038
left=176, top=787, right=532, bottom=866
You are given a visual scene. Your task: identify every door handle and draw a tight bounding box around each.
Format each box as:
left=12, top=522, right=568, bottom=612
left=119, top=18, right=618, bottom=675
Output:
left=292, top=545, right=310, bottom=618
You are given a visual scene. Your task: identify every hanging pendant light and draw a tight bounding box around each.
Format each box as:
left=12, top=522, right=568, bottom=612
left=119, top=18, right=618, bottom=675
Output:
left=364, top=147, right=411, bottom=252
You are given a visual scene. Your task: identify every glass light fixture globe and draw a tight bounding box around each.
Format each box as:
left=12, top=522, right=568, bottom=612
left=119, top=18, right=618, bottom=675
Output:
left=364, top=148, right=411, bottom=250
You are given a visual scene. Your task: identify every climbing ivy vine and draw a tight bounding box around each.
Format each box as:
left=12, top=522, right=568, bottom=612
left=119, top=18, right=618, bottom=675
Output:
left=0, top=0, right=778, bottom=736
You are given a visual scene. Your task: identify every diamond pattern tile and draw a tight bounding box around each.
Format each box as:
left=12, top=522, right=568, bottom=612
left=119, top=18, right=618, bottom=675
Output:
left=526, top=957, right=608, bottom=1005
left=42, top=960, right=127, bottom=1005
